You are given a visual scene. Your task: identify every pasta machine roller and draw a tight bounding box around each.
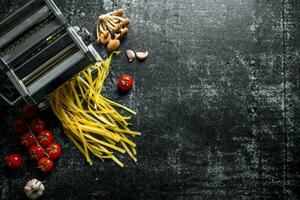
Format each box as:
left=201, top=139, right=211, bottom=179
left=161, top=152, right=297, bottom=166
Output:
left=0, top=0, right=100, bottom=107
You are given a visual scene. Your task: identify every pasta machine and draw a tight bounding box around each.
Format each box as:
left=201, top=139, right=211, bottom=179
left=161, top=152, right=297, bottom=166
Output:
left=0, top=0, right=100, bottom=108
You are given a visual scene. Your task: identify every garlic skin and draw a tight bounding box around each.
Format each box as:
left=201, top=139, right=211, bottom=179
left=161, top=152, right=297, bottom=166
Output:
left=125, top=50, right=135, bottom=62
left=24, top=179, right=45, bottom=200
left=135, top=51, right=149, bottom=61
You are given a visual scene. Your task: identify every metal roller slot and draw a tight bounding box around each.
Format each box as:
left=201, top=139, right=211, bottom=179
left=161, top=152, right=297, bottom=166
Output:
left=0, top=14, right=56, bottom=58
left=0, top=5, right=52, bottom=50
left=0, top=0, right=45, bottom=36
left=2, top=16, right=63, bottom=65
left=12, top=27, right=67, bottom=74
left=28, top=50, right=86, bottom=98
left=22, top=43, right=78, bottom=86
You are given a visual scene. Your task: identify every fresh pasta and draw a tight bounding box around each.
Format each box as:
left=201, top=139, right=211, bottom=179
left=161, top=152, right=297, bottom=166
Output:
left=49, top=53, right=140, bottom=167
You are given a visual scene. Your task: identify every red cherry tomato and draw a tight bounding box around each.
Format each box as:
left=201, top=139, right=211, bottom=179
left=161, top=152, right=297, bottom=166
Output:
left=46, top=143, right=62, bottom=160
left=37, top=130, right=54, bottom=147
left=13, top=119, right=26, bottom=134
left=118, top=74, right=134, bottom=91
left=38, top=157, right=54, bottom=173
left=30, top=118, right=45, bottom=133
left=28, top=145, right=44, bottom=160
left=20, top=132, right=35, bottom=147
left=21, top=104, right=37, bottom=120
left=6, top=154, right=23, bottom=169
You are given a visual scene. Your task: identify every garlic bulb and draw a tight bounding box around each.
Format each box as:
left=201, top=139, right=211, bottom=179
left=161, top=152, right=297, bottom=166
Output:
left=24, top=179, right=45, bottom=200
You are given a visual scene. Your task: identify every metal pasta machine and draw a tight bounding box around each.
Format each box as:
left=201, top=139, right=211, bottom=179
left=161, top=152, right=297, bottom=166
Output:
left=0, top=0, right=100, bottom=108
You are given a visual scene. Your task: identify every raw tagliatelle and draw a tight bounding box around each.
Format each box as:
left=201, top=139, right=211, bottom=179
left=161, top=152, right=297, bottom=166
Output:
left=48, top=53, right=140, bottom=167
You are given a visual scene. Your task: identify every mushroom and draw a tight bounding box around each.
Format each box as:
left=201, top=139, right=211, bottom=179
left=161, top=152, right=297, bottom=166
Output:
left=108, top=8, right=124, bottom=17
left=102, top=18, right=115, bottom=33
left=96, top=9, right=130, bottom=50
left=126, top=50, right=135, bottom=62
left=107, top=39, right=120, bottom=52
left=114, top=23, right=122, bottom=33
left=24, top=179, right=45, bottom=200
left=135, top=51, right=149, bottom=61
left=110, top=16, right=130, bottom=27
left=104, top=17, right=128, bottom=33
left=98, top=30, right=111, bottom=44
left=121, top=17, right=130, bottom=26
left=115, top=27, right=128, bottom=39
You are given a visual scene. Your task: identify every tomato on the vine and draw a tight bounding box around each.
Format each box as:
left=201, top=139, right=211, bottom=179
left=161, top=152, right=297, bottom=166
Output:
left=38, top=157, right=54, bottom=173
left=30, top=118, right=45, bottom=133
left=13, top=119, right=26, bottom=134
left=46, top=143, right=62, bottom=160
left=20, top=132, right=35, bottom=147
left=21, top=104, right=37, bottom=120
left=6, top=154, right=23, bottom=169
left=37, top=130, right=54, bottom=147
left=118, top=74, right=134, bottom=91
left=29, top=145, right=44, bottom=160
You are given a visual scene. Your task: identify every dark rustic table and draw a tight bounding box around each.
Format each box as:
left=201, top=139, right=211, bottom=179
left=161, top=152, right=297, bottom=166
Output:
left=0, top=0, right=300, bottom=199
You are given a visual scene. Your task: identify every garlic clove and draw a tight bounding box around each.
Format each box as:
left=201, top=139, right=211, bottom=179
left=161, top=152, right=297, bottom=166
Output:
left=126, top=50, right=135, bottom=63
left=135, top=51, right=149, bottom=61
left=24, top=179, right=45, bottom=200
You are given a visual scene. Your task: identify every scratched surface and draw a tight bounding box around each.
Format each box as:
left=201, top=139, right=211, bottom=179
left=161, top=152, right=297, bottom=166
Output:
left=0, top=0, right=300, bottom=199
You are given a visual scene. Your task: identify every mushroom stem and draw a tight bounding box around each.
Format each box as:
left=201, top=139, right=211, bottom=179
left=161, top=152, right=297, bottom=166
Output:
left=99, top=23, right=105, bottom=33
left=106, top=17, right=119, bottom=24
left=102, top=18, right=115, bottom=33
left=114, top=27, right=128, bottom=39
left=105, top=17, right=118, bottom=28
left=96, top=18, right=100, bottom=38
left=101, top=21, right=108, bottom=31
left=110, top=17, right=130, bottom=26
left=110, top=16, right=126, bottom=21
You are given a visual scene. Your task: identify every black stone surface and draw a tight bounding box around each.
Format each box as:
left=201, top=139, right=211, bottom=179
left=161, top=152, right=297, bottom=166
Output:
left=1, top=0, right=300, bottom=199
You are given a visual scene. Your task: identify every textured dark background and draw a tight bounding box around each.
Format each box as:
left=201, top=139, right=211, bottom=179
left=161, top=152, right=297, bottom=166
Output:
left=0, top=0, right=300, bottom=199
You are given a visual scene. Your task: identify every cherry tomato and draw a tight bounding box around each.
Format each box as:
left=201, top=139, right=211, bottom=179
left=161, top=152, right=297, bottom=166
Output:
left=6, top=154, right=23, bottom=169
left=21, top=104, right=37, bottom=120
left=46, top=143, right=62, bottom=160
left=20, top=132, right=35, bottom=147
left=38, top=157, right=54, bottom=173
left=28, top=145, right=44, bottom=160
left=13, top=119, right=26, bottom=134
left=118, top=74, right=134, bottom=91
left=30, top=118, right=45, bottom=133
left=37, top=130, right=54, bottom=147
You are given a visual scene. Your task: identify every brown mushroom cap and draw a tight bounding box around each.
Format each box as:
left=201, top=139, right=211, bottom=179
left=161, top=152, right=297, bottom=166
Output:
left=98, top=31, right=111, bottom=44
left=114, top=23, right=122, bottom=33
left=120, top=27, right=129, bottom=37
left=107, top=39, right=120, bottom=52
left=122, top=18, right=130, bottom=26
left=112, top=9, right=124, bottom=16
left=103, top=30, right=109, bottom=37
